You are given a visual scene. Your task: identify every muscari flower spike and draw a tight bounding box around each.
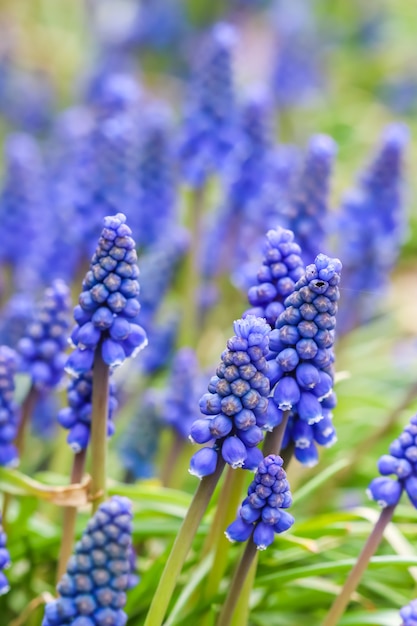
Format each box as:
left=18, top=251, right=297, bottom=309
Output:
left=189, top=316, right=270, bottom=478
left=17, top=279, right=72, bottom=391
left=226, top=454, right=294, bottom=550
left=179, top=22, right=237, bottom=187
left=58, top=370, right=118, bottom=453
left=268, top=253, right=342, bottom=466
left=400, top=598, right=417, bottom=626
left=66, top=213, right=147, bottom=376
left=42, top=496, right=133, bottom=626
left=244, top=226, right=305, bottom=329
left=0, top=513, right=11, bottom=595
left=367, top=414, right=417, bottom=510
left=286, top=134, right=337, bottom=266
left=0, top=346, right=20, bottom=468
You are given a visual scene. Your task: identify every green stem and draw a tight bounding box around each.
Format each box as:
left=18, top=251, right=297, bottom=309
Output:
left=160, top=432, right=186, bottom=488
left=56, top=449, right=87, bottom=581
left=281, top=442, right=295, bottom=469
left=90, top=348, right=109, bottom=513
left=262, top=410, right=290, bottom=457
left=216, top=540, right=258, bottom=626
left=15, top=384, right=39, bottom=458
left=178, top=184, right=206, bottom=348
left=202, top=469, right=246, bottom=605
left=144, top=457, right=225, bottom=626
left=322, top=505, right=396, bottom=626
left=230, top=550, right=258, bottom=626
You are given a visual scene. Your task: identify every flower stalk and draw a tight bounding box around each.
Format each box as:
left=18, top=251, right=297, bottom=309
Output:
left=90, top=346, right=110, bottom=512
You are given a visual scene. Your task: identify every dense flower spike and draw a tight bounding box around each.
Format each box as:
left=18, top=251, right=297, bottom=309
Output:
left=269, top=254, right=342, bottom=465
left=66, top=213, right=147, bottom=375
left=0, top=346, right=19, bottom=467
left=400, top=598, right=417, bottom=625
left=42, top=496, right=133, bottom=626
left=226, top=454, right=294, bottom=550
left=136, top=104, right=177, bottom=247
left=189, top=316, right=270, bottom=477
left=179, top=22, right=237, bottom=187
left=367, top=414, right=417, bottom=510
left=244, top=226, right=305, bottom=328
left=118, top=390, right=162, bottom=479
left=58, top=370, right=118, bottom=452
left=286, top=134, right=337, bottom=265
left=17, top=280, right=72, bottom=390
left=336, top=123, right=409, bottom=333
left=163, top=348, right=204, bottom=440
left=0, top=514, right=11, bottom=594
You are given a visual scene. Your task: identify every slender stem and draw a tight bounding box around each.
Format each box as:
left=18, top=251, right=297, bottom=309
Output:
left=262, top=410, right=290, bottom=457
left=216, top=540, right=258, bottom=626
left=160, top=432, right=186, bottom=488
left=202, top=469, right=246, bottom=602
left=56, top=449, right=87, bottom=581
left=143, top=457, right=225, bottom=626
left=230, top=551, right=258, bottom=626
left=281, top=442, right=295, bottom=469
left=15, top=384, right=39, bottom=457
left=90, top=348, right=109, bottom=513
left=322, top=505, right=396, bottom=626
left=178, top=184, right=206, bottom=348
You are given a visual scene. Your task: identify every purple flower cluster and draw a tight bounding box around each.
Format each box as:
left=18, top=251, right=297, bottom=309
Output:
left=226, top=454, right=294, bottom=550
left=0, top=514, right=10, bottom=595
left=400, top=599, right=417, bottom=626
left=58, top=370, right=118, bottom=453
left=17, top=280, right=72, bottom=390
left=269, top=253, right=342, bottom=466
left=0, top=346, right=20, bottom=467
left=42, top=496, right=133, bottom=626
left=179, top=22, right=237, bottom=187
left=286, top=134, right=337, bottom=265
left=244, top=227, right=305, bottom=328
left=163, top=348, right=204, bottom=440
left=189, top=316, right=270, bottom=478
left=66, top=213, right=147, bottom=375
left=367, top=414, right=417, bottom=509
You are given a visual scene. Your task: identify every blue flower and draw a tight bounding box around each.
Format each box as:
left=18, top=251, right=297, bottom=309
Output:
left=336, top=123, right=409, bottom=334
left=17, top=280, right=72, bottom=391
left=0, top=346, right=19, bottom=468
left=58, top=370, right=118, bottom=453
left=66, top=213, right=147, bottom=375
left=179, top=23, right=237, bottom=187
left=269, top=253, right=342, bottom=465
left=42, top=496, right=134, bottom=626
left=286, top=134, right=337, bottom=265
left=0, top=514, right=11, bottom=595
left=400, top=598, right=417, bottom=625
left=226, top=454, right=294, bottom=550
left=244, top=226, right=305, bottom=328
left=189, top=316, right=270, bottom=478
left=367, top=414, right=417, bottom=509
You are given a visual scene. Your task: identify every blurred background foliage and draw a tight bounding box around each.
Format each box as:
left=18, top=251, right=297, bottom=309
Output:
left=0, top=1, right=416, bottom=625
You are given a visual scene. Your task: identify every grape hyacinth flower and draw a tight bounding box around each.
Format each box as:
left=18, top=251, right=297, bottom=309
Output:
left=0, top=346, right=20, bottom=468
left=336, top=123, right=409, bottom=334
left=136, top=104, right=177, bottom=247
left=0, top=514, right=10, bottom=595
left=66, top=213, right=147, bottom=375
left=0, top=293, right=34, bottom=348
left=367, top=414, right=417, bottom=510
left=189, top=316, right=270, bottom=478
left=58, top=370, right=118, bottom=453
left=244, top=226, right=305, bottom=329
left=118, top=390, right=162, bottom=480
left=163, top=348, right=204, bottom=440
left=179, top=22, right=237, bottom=187
left=286, top=134, right=337, bottom=266
left=42, top=496, right=133, bottom=626
left=400, top=599, right=417, bottom=626
left=17, top=280, right=72, bottom=391
left=226, top=454, right=294, bottom=550
left=269, top=253, right=342, bottom=466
